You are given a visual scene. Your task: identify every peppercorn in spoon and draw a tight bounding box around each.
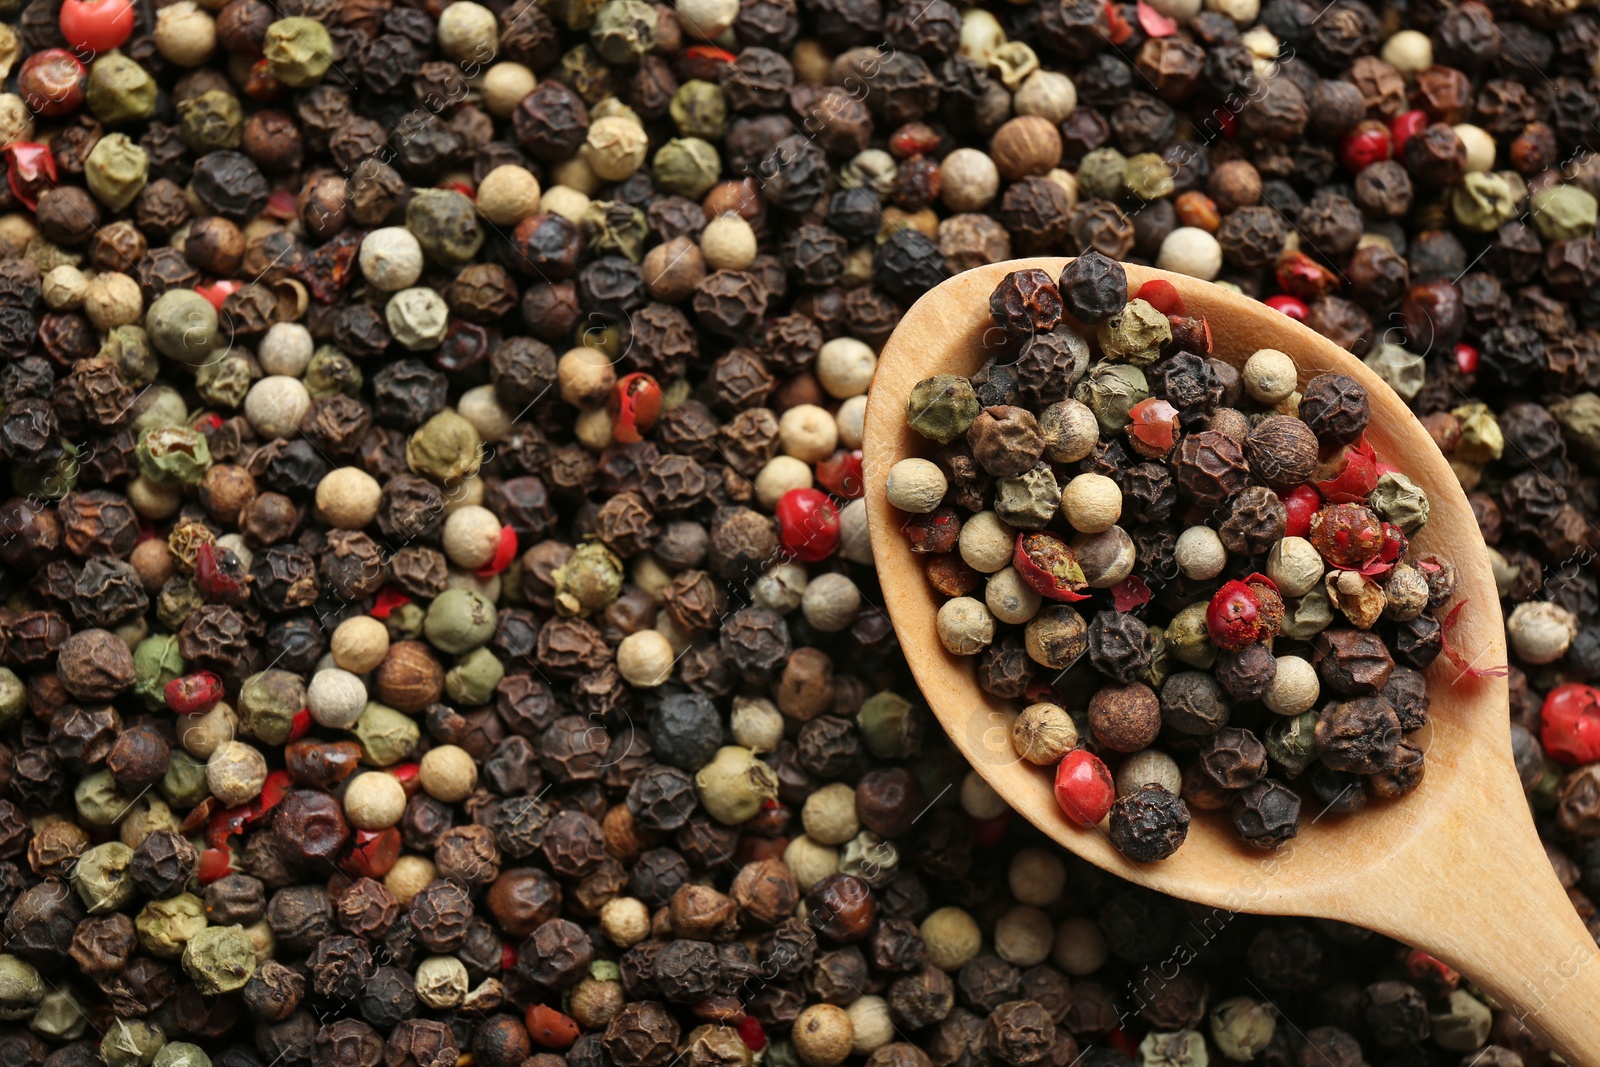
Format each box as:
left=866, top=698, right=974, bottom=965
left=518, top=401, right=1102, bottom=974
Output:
left=862, top=257, right=1600, bottom=1063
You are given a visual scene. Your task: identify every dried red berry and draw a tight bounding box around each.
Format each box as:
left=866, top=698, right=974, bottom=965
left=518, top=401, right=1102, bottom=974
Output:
left=1126, top=397, right=1180, bottom=458
left=1453, top=342, right=1479, bottom=375
left=1275, top=250, right=1340, bottom=301
left=166, top=671, right=225, bottom=715
left=1309, top=503, right=1385, bottom=570
left=611, top=373, right=663, bottom=444
left=1281, top=484, right=1322, bottom=538
left=477, top=525, right=519, bottom=578
left=341, top=827, right=402, bottom=878
left=1013, top=531, right=1090, bottom=602
left=1264, top=294, right=1309, bottom=320
left=1134, top=279, right=1185, bottom=317
left=816, top=449, right=864, bottom=499
left=5, top=143, right=57, bottom=211
left=1315, top=439, right=1379, bottom=503
left=777, top=488, right=840, bottom=563
left=1054, top=749, right=1114, bottom=827
left=1339, top=120, right=1392, bottom=172
left=1390, top=109, right=1428, bottom=152
left=1206, top=579, right=1261, bottom=651
left=1542, top=684, right=1600, bottom=764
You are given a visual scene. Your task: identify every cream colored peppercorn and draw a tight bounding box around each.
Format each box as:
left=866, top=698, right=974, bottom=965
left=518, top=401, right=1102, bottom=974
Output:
left=1011, top=702, right=1076, bottom=764
left=476, top=165, right=542, bottom=225
left=730, top=696, right=784, bottom=753
left=1008, top=847, right=1066, bottom=906
left=360, top=228, right=425, bottom=291
left=1013, top=69, right=1077, bottom=123
left=986, top=567, right=1041, bottom=625
left=816, top=338, right=877, bottom=398
left=481, top=63, right=536, bottom=117
left=960, top=768, right=1007, bottom=819
left=155, top=2, right=216, bottom=66
left=558, top=347, right=617, bottom=407
left=885, top=458, right=947, bottom=513
left=181, top=702, right=237, bottom=759
left=1243, top=348, right=1297, bottom=404
left=600, top=897, right=651, bottom=947
left=316, top=467, right=381, bottom=530
left=1061, top=473, right=1121, bottom=533
left=959, top=7, right=1005, bottom=61
left=329, top=622, right=389, bottom=681
left=385, top=855, right=436, bottom=906
left=243, top=376, right=311, bottom=438
left=959, top=511, right=1015, bottom=572
left=206, top=742, right=267, bottom=806
left=1146, top=0, right=1200, bottom=19
left=937, top=597, right=995, bottom=656
left=846, top=997, right=893, bottom=1056
left=617, top=630, right=675, bottom=687
left=574, top=406, right=614, bottom=452
left=1509, top=601, right=1577, bottom=664
left=583, top=116, right=649, bottom=182
left=83, top=271, right=142, bottom=329
left=258, top=322, right=314, bottom=377
left=922, top=907, right=982, bottom=971
left=542, top=185, right=592, bottom=222
left=778, top=404, right=838, bottom=462
left=940, top=148, right=1001, bottom=212
left=794, top=1004, right=854, bottom=1067
left=1381, top=29, right=1432, bottom=76
left=802, top=573, right=861, bottom=632
left=43, top=265, right=88, bottom=310
left=1116, top=749, right=1183, bottom=796
left=838, top=498, right=872, bottom=565
left=801, top=783, right=859, bottom=845
left=1175, top=526, right=1227, bottom=580
left=1454, top=123, right=1496, bottom=173
left=458, top=384, right=514, bottom=443
left=387, top=287, right=450, bottom=350
left=1264, top=655, right=1320, bottom=715
left=345, top=771, right=408, bottom=830
left=699, top=213, right=759, bottom=271
left=784, top=835, right=840, bottom=891
left=1053, top=916, right=1108, bottom=975
left=415, top=956, right=470, bottom=1009
left=754, top=455, right=814, bottom=508
left=1207, top=0, right=1258, bottom=23
left=441, top=506, right=502, bottom=569
left=995, top=905, right=1053, bottom=966
left=306, top=668, right=366, bottom=729
left=419, top=745, right=477, bottom=803
left=836, top=395, right=867, bottom=448
left=1156, top=227, right=1223, bottom=281
left=436, top=1, right=499, bottom=63
left=1267, top=536, right=1324, bottom=597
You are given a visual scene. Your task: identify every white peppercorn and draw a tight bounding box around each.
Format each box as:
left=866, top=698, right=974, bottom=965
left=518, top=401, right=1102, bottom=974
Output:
left=1052, top=916, right=1108, bottom=975
left=359, top=227, right=424, bottom=291
left=836, top=395, right=868, bottom=447
left=755, top=456, right=814, bottom=508
left=779, top=404, right=839, bottom=462
left=1155, top=227, right=1223, bottom=281
left=332, top=616, right=389, bottom=674
left=344, top=771, right=407, bottom=830
left=207, top=741, right=267, bottom=807
left=846, top=997, right=893, bottom=1056
left=994, top=906, right=1053, bottom=967
left=481, top=63, right=536, bottom=118
left=959, top=768, right=1007, bottom=819
left=1007, top=847, right=1066, bottom=906
left=730, top=696, right=784, bottom=752
left=1266, top=536, right=1324, bottom=597
left=699, top=212, right=758, bottom=270
left=243, top=376, right=311, bottom=438
left=1061, top=473, right=1122, bottom=533
left=436, top=0, right=499, bottom=62
left=1011, top=702, right=1076, bottom=764
left=476, top=165, right=542, bottom=225
left=838, top=499, right=873, bottom=565
left=784, top=834, right=841, bottom=891
left=617, top=629, right=675, bottom=687
left=415, top=956, right=470, bottom=1009
left=1243, top=349, right=1297, bottom=404
left=1115, top=749, right=1183, bottom=796
left=986, top=566, right=1042, bottom=625
left=940, top=148, right=1001, bottom=212
left=1263, top=655, right=1319, bottom=715
left=316, top=467, right=381, bottom=530
left=1381, top=29, right=1432, bottom=76
left=937, top=596, right=995, bottom=655
left=802, top=573, right=861, bottom=632
left=816, top=338, right=877, bottom=399
left=387, top=287, right=450, bottom=350
left=1508, top=601, right=1577, bottom=664
left=419, top=745, right=477, bottom=803
left=885, top=458, right=947, bottom=513
left=583, top=116, right=650, bottom=182
left=959, top=511, right=1016, bottom=572
left=802, top=783, right=860, bottom=845
left=258, top=322, right=314, bottom=377
left=1174, top=526, right=1227, bottom=580
left=921, top=907, right=982, bottom=971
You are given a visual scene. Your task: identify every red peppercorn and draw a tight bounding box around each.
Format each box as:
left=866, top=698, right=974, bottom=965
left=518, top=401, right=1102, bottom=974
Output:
left=370, top=587, right=412, bottom=618
left=1054, top=749, right=1114, bottom=827
left=1134, top=279, right=1186, bottom=317
left=1378, top=522, right=1406, bottom=566
left=195, top=280, right=242, bottom=311
left=208, top=805, right=252, bottom=848
left=610, top=373, right=663, bottom=444
left=477, top=525, right=519, bottom=578
left=17, top=50, right=86, bottom=118
left=5, top=143, right=57, bottom=211
left=1453, top=342, right=1479, bottom=375
left=501, top=942, right=518, bottom=972
left=1390, top=109, right=1428, bottom=152
left=776, top=487, right=840, bottom=563
left=341, top=827, right=402, bottom=877
left=1013, top=531, right=1091, bottom=602
left=1206, top=579, right=1262, bottom=651
left=194, top=540, right=246, bottom=601
left=287, top=708, right=312, bottom=742
left=970, top=810, right=1011, bottom=849
left=166, top=671, right=225, bottom=715
left=1275, top=250, right=1340, bottom=301
left=1309, top=503, right=1385, bottom=570
left=1264, top=294, right=1308, bottom=320
left=1126, top=397, right=1180, bottom=458
left=1541, top=685, right=1600, bottom=764
left=1281, top=484, right=1322, bottom=538
left=889, top=123, right=941, bottom=158
left=1136, top=0, right=1178, bottom=35
left=1315, top=439, right=1379, bottom=503
left=59, top=0, right=135, bottom=52
left=198, top=846, right=235, bottom=885
left=738, top=1016, right=767, bottom=1052
left=389, top=761, right=423, bottom=795
left=1339, top=120, right=1393, bottom=172
left=526, top=1005, right=580, bottom=1049
left=815, top=449, right=864, bottom=499
left=255, top=770, right=292, bottom=820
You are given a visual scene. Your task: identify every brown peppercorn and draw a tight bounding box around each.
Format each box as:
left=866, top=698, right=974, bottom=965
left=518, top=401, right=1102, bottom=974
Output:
left=991, top=117, right=1063, bottom=180
left=968, top=407, right=1045, bottom=478
left=1087, top=682, right=1161, bottom=753
left=1170, top=430, right=1250, bottom=507
left=376, top=641, right=445, bottom=713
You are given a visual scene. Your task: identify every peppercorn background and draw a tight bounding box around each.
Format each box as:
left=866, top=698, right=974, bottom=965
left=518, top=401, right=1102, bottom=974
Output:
left=0, top=0, right=1595, bottom=1060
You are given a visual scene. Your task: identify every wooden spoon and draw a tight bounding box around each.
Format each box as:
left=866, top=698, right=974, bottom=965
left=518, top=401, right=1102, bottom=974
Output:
left=862, top=258, right=1600, bottom=1061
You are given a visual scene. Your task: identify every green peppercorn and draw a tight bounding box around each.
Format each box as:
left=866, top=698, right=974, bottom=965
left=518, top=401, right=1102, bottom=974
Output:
left=134, top=635, right=188, bottom=707
left=407, top=409, right=484, bottom=486
left=444, top=647, right=505, bottom=706
left=1165, top=603, right=1216, bottom=669
left=652, top=137, right=722, bottom=198
left=1074, top=362, right=1150, bottom=433
left=0, top=667, right=24, bottom=729
left=671, top=80, right=728, bottom=140
left=1096, top=299, right=1170, bottom=366
left=30, top=986, right=89, bottom=1040
left=86, top=53, right=158, bottom=125
left=263, top=17, right=334, bottom=87
left=1138, top=1031, right=1206, bottom=1067
left=351, top=702, right=421, bottom=766
left=136, top=425, right=211, bottom=486
left=195, top=352, right=256, bottom=409
left=1451, top=402, right=1504, bottom=464
left=74, top=841, right=137, bottom=914
left=580, top=199, right=648, bottom=261
left=1076, top=148, right=1127, bottom=201
left=385, top=602, right=427, bottom=641
left=1369, top=471, right=1429, bottom=534
left=590, top=0, right=659, bottom=63
left=304, top=345, right=362, bottom=398
left=101, top=1019, right=166, bottom=1067
left=237, top=669, right=307, bottom=745
left=153, top=1044, right=212, bottom=1067
left=1550, top=392, right=1600, bottom=466
left=695, top=745, right=779, bottom=825
left=1142, top=625, right=1172, bottom=688
left=1429, top=990, right=1491, bottom=1052
left=856, top=691, right=922, bottom=759
left=182, top=924, right=257, bottom=995
left=0, top=955, right=45, bottom=1021
left=907, top=374, right=981, bottom=443
left=387, top=287, right=452, bottom=350
left=1363, top=344, right=1425, bottom=401
left=12, top=441, right=79, bottom=501
left=1530, top=184, right=1599, bottom=242
left=1209, top=997, right=1276, bottom=1061
left=76, top=769, right=138, bottom=828
left=132, top=385, right=189, bottom=433
left=103, top=325, right=160, bottom=388
left=178, top=90, right=244, bottom=153
left=839, top=830, right=898, bottom=886
left=161, top=751, right=210, bottom=808
left=84, top=133, right=149, bottom=211
left=146, top=288, right=219, bottom=365
left=993, top=464, right=1060, bottom=530
left=1123, top=153, right=1174, bottom=200
left=136, top=893, right=208, bottom=958
left=551, top=541, right=624, bottom=617
left=424, top=587, right=498, bottom=653
left=1279, top=589, right=1334, bottom=640
left=406, top=189, right=485, bottom=268
left=1450, top=171, right=1517, bottom=233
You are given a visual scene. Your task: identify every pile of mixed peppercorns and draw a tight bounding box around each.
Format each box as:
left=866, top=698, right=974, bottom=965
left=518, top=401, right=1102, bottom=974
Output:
left=890, top=257, right=1455, bottom=861
left=0, top=0, right=1595, bottom=1058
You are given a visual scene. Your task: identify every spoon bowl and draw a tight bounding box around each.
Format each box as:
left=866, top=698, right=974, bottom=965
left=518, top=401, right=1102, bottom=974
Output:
left=863, top=258, right=1600, bottom=1061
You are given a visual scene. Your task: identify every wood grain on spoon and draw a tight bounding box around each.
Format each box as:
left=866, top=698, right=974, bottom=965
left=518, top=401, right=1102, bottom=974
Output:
left=862, top=259, right=1600, bottom=1062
